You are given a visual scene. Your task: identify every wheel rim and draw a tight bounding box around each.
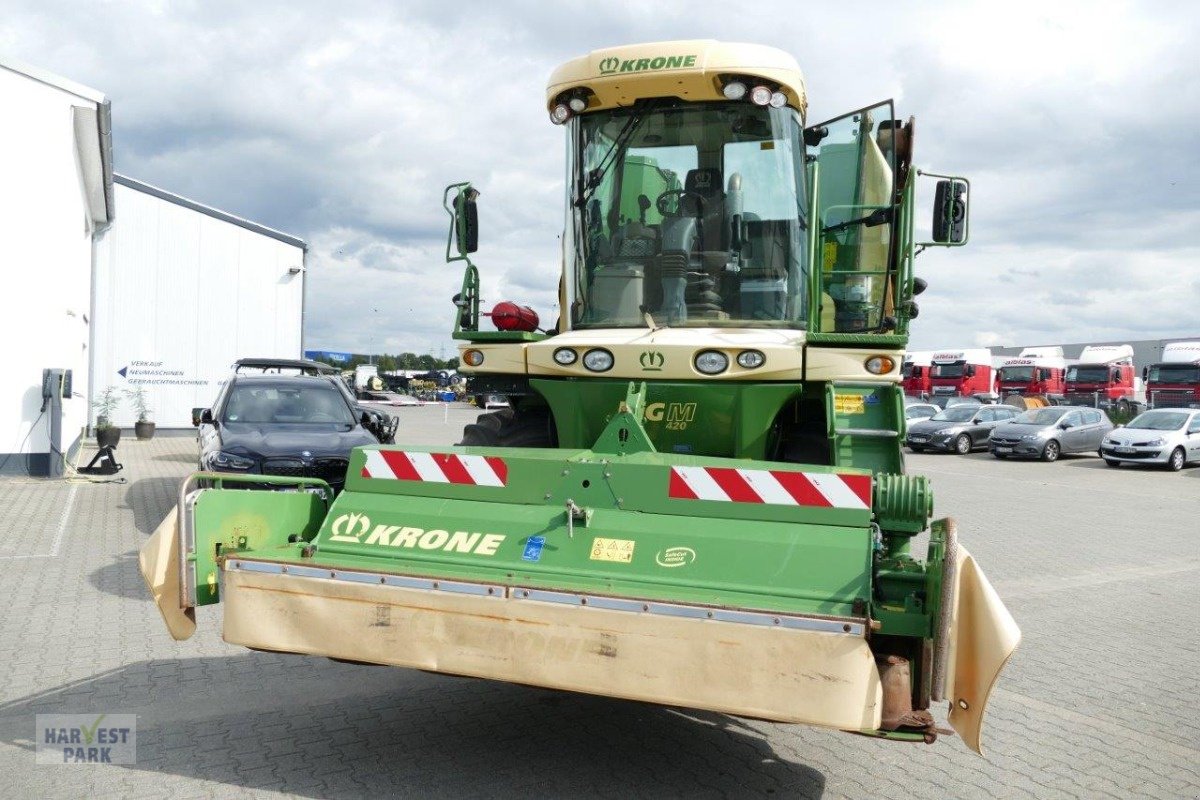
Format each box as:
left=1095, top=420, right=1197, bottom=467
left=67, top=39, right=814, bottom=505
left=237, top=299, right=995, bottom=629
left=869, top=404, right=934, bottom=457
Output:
left=956, top=435, right=970, bottom=454
left=1171, top=449, right=1184, bottom=469
left=1045, top=442, right=1059, bottom=460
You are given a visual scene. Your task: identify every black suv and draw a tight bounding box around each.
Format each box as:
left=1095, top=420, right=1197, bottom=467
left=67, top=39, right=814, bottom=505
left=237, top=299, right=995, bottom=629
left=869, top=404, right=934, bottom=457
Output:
left=195, top=361, right=388, bottom=491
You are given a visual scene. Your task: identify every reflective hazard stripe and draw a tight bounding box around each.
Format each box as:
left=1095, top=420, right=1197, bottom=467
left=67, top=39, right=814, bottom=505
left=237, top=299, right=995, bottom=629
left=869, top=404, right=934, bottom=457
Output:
left=669, top=466, right=870, bottom=509
left=362, top=451, right=508, bottom=486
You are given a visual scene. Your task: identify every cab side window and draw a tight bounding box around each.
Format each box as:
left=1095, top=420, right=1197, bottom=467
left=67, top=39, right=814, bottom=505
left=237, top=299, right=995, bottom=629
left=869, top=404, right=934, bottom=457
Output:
left=1082, top=409, right=1102, bottom=425
left=1063, top=411, right=1082, bottom=427
left=1188, top=415, right=1200, bottom=434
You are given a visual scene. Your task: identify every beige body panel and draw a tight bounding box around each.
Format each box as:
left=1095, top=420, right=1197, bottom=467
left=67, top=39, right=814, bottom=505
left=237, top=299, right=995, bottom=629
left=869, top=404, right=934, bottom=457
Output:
left=527, top=327, right=805, bottom=381
left=946, top=545, right=1022, bottom=754
left=805, top=346, right=902, bottom=384
left=457, top=342, right=528, bottom=377
left=137, top=507, right=196, bottom=641
left=222, top=567, right=883, bottom=732
left=547, top=40, right=806, bottom=114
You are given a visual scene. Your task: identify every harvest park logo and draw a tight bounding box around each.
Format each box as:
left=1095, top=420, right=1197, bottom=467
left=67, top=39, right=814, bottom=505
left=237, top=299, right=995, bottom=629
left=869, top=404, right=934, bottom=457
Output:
left=36, top=714, right=137, bottom=764
left=599, top=54, right=698, bottom=75
left=327, top=513, right=506, bottom=555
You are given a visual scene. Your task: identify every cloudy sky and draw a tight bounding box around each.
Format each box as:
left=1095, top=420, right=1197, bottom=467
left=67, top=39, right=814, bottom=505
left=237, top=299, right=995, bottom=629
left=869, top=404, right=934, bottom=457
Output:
left=4, top=0, right=1198, bottom=354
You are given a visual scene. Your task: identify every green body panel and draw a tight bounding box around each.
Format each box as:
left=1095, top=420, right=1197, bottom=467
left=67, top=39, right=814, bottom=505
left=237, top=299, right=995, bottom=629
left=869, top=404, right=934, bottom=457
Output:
left=190, top=484, right=328, bottom=605
left=826, top=382, right=905, bottom=475
left=532, top=377, right=800, bottom=458
left=301, top=491, right=872, bottom=617
left=453, top=330, right=546, bottom=343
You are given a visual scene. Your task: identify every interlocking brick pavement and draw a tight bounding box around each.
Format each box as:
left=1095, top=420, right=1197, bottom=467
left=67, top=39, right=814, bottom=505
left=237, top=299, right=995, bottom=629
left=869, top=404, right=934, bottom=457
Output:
left=0, top=406, right=1196, bottom=799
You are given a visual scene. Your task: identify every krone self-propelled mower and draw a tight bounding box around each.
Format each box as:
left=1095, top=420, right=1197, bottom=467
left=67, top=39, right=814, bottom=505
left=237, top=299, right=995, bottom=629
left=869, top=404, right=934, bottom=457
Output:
left=142, top=40, right=1018, bottom=753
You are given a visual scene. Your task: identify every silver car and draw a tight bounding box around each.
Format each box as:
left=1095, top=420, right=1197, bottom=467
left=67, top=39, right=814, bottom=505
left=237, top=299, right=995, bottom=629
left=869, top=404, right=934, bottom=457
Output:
left=1099, top=408, right=1200, bottom=471
left=988, top=407, right=1113, bottom=462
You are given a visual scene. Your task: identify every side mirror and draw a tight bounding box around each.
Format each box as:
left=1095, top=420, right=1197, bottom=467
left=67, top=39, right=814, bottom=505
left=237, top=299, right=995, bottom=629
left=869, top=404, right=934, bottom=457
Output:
left=1059, top=420, right=1072, bottom=429
left=453, top=186, right=479, bottom=256
left=1142, top=367, right=1149, bottom=381
left=361, top=411, right=373, bottom=428
left=191, top=407, right=205, bottom=427
left=200, top=408, right=214, bottom=425
left=932, top=179, right=968, bottom=243
left=965, top=365, right=976, bottom=377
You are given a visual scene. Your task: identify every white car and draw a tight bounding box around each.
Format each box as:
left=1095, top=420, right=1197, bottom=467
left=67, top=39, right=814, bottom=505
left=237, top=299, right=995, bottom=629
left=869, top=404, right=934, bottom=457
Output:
left=904, top=402, right=940, bottom=427
left=1099, top=408, right=1200, bottom=471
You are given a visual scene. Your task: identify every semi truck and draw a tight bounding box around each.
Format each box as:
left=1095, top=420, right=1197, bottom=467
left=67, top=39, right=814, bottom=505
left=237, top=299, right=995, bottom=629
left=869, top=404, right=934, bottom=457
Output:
left=929, top=348, right=994, bottom=398
left=902, top=350, right=933, bottom=398
left=1062, top=344, right=1136, bottom=409
left=996, top=346, right=1066, bottom=400
left=140, top=40, right=1018, bottom=754
left=1144, top=341, right=1200, bottom=409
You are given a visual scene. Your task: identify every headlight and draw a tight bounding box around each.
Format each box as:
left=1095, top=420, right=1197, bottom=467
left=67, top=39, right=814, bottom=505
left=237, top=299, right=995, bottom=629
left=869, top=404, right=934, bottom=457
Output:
left=694, top=350, right=729, bottom=375
left=736, top=350, right=765, bottom=369
left=865, top=355, right=896, bottom=375
left=211, top=451, right=254, bottom=470
left=1144, top=437, right=1166, bottom=446
left=722, top=80, right=747, bottom=100
left=582, top=349, right=614, bottom=372
left=1020, top=434, right=1040, bottom=441
left=553, top=347, right=577, bottom=366
left=462, top=349, right=485, bottom=367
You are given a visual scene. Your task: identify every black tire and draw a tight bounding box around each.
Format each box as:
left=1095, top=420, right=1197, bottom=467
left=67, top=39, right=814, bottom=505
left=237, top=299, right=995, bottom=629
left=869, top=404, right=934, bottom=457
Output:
left=1041, top=440, right=1061, bottom=462
left=954, top=434, right=972, bottom=455
left=1167, top=447, right=1185, bottom=472
left=459, top=407, right=555, bottom=448
left=1104, top=458, right=1120, bottom=468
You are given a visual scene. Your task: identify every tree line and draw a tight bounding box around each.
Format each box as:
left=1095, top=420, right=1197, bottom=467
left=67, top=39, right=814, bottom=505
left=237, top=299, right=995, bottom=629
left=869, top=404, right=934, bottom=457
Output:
left=309, top=353, right=460, bottom=372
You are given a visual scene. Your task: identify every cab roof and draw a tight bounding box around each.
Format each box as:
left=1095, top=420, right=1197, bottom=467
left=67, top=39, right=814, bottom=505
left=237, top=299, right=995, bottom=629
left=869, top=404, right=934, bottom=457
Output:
left=547, top=40, right=806, bottom=116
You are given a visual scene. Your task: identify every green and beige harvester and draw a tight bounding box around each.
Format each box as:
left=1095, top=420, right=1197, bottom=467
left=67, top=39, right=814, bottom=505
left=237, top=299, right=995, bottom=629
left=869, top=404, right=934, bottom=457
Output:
left=142, top=41, right=1018, bottom=753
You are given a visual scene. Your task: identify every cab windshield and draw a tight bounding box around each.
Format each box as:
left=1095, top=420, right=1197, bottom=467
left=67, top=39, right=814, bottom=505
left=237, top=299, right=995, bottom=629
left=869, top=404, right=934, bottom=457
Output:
left=568, top=101, right=808, bottom=329
left=1067, top=366, right=1109, bottom=382
left=931, top=362, right=964, bottom=378
left=1000, top=367, right=1034, bottom=382
left=1148, top=364, right=1200, bottom=383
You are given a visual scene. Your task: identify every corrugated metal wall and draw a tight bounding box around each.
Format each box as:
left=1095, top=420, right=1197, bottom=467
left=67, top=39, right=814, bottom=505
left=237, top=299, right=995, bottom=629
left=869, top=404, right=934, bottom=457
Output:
left=92, top=183, right=305, bottom=428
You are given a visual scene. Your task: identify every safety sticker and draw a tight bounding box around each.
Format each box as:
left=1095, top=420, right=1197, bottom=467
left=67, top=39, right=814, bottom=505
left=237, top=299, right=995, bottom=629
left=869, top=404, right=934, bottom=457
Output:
left=522, top=535, right=546, bottom=562
left=834, top=394, right=865, bottom=415
left=590, top=537, right=635, bottom=563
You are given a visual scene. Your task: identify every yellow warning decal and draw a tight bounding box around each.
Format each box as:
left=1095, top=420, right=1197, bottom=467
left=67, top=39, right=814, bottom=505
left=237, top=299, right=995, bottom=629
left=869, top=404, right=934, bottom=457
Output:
left=834, top=394, right=865, bottom=415
left=590, top=537, right=635, bottom=563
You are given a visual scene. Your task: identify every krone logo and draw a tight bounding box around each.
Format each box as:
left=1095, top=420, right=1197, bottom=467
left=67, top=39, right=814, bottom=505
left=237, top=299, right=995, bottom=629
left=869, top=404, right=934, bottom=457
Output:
left=598, top=56, right=620, bottom=74
left=655, top=546, right=696, bottom=568
left=330, top=513, right=371, bottom=543
left=639, top=350, right=664, bottom=371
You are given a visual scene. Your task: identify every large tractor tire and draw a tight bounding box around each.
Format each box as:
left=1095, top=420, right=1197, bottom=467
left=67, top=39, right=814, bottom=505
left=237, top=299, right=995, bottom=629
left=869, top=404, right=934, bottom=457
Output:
left=459, top=406, right=556, bottom=448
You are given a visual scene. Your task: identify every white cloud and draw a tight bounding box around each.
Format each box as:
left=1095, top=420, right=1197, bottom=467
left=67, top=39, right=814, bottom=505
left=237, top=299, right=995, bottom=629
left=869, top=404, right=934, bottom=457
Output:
left=3, top=0, right=1197, bottom=355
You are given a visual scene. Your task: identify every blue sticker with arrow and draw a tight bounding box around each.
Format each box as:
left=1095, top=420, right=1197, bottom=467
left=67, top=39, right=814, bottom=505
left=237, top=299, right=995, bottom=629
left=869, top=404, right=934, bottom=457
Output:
left=522, top=535, right=546, bottom=562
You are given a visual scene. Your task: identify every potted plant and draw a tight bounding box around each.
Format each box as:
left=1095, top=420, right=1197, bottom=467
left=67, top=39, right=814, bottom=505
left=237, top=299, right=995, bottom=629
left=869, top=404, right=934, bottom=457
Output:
left=126, top=386, right=155, bottom=441
left=93, top=386, right=122, bottom=449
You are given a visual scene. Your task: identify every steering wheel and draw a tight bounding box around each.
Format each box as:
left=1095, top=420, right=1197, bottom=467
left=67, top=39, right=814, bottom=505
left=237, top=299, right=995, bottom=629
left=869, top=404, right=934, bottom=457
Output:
left=656, top=189, right=705, bottom=218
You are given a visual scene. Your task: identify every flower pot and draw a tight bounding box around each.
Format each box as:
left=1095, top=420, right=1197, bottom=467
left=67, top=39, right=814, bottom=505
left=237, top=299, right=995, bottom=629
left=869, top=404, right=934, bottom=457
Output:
left=96, top=427, right=121, bottom=449
left=135, top=421, right=156, bottom=441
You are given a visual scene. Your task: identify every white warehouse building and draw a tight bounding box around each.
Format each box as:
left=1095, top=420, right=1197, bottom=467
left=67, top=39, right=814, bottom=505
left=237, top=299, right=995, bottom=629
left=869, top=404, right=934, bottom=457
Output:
left=0, top=56, right=307, bottom=476
left=93, top=176, right=307, bottom=430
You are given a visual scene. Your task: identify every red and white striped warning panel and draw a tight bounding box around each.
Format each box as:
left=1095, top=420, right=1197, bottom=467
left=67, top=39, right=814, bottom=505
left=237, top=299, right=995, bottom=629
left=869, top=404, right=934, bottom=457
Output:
left=668, top=466, right=871, bottom=509
left=361, top=450, right=508, bottom=487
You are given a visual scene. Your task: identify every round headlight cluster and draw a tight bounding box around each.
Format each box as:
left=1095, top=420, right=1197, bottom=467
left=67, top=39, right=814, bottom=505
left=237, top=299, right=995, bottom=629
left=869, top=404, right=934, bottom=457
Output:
left=583, top=349, right=614, bottom=372
left=722, top=81, right=747, bottom=100
left=736, top=350, right=766, bottom=369
left=462, top=349, right=485, bottom=367
left=865, top=355, right=896, bottom=375
left=694, top=350, right=729, bottom=375
left=553, top=348, right=577, bottom=366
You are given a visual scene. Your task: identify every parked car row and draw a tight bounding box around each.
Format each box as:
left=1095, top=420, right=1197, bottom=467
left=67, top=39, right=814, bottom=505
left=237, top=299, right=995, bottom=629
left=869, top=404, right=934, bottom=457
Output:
left=905, top=400, right=1200, bottom=471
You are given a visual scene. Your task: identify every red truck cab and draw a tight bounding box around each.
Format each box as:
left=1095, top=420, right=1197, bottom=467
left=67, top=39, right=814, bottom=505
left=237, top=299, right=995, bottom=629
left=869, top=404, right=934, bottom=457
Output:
left=1144, top=341, right=1200, bottom=409
left=929, top=348, right=994, bottom=399
left=901, top=351, right=933, bottom=397
left=1064, top=345, right=1135, bottom=407
left=997, top=346, right=1066, bottom=399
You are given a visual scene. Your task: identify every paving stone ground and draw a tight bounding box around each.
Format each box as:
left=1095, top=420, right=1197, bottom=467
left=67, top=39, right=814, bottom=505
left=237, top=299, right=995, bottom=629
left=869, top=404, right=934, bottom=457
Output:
left=0, top=404, right=1196, bottom=799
